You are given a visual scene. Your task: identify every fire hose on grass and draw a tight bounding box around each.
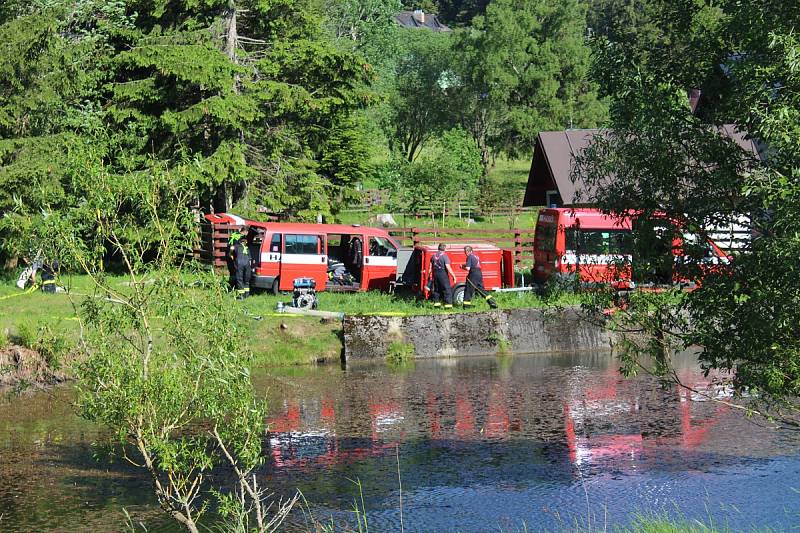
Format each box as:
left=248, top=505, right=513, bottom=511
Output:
left=466, top=278, right=499, bottom=309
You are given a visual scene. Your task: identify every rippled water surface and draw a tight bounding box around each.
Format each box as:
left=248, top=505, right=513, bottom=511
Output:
left=2, top=352, right=799, bottom=531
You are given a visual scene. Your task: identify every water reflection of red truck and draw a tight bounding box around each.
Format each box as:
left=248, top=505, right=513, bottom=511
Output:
left=203, top=213, right=515, bottom=300
left=265, top=373, right=726, bottom=470
left=533, top=208, right=729, bottom=289
left=563, top=369, right=727, bottom=466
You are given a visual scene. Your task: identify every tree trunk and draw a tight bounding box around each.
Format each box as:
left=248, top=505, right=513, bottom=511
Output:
left=223, top=1, right=248, bottom=208
left=478, top=136, right=491, bottom=190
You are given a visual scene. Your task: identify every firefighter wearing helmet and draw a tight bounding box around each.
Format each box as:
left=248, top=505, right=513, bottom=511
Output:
left=231, top=234, right=251, bottom=299
left=430, top=243, right=456, bottom=308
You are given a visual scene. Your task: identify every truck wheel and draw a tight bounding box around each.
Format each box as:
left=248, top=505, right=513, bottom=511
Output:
left=453, top=285, right=465, bottom=305
left=271, top=277, right=280, bottom=296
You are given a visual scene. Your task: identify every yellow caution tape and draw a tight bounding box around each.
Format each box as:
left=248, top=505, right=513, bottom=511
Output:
left=0, top=285, right=38, bottom=301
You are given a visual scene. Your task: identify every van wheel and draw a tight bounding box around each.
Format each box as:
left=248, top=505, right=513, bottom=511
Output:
left=453, top=285, right=465, bottom=305
left=271, top=277, right=280, bottom=296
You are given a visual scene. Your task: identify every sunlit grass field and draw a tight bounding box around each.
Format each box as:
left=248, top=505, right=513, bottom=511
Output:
left=0, top=270, right=583, bottom=368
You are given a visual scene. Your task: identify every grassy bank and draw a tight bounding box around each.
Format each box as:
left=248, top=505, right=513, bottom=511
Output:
left=0, top=272, right=583, bottom=370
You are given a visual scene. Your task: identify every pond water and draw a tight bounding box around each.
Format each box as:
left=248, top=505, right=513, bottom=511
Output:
left=1, top=352, right=799, bottom=532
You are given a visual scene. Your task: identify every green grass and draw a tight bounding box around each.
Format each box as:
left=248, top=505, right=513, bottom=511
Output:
left=336, top=210, right=539, bottom=231
left=490, top=157, right=531, bottom=188
left=0, top=272, right=586, bottom=369
left=385, top=340, right=415, bottom=363
left=338, top=157, right=536, bottom=231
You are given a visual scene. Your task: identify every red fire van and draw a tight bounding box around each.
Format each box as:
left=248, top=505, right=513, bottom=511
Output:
left=533, top=208, right=728, bottom=289
left=205, top=214, right=401, bottom=293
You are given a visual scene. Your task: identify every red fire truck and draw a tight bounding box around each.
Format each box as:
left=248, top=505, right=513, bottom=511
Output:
left=202, top=214, right=515, bottom=299
left=533, top=208, right=728, bottom=289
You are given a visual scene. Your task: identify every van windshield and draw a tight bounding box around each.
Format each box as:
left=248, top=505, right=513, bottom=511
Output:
left=566, top=229, right=633, bottom=255
left=535, top=224, right=557, bottom=252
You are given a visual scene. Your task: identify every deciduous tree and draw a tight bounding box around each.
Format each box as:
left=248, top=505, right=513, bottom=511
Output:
left=452, top=0, right=607, bottom=181
left=579, top=0, right=800, bottom=424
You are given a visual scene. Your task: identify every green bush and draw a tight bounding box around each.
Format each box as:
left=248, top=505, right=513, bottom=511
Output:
left=14, top=322, right=37, bottom=349
left=487, top=332, right=511, bottom=355
left=386, top=340, right=415, bottom=363
left=34, top=324, right=70, bottom=371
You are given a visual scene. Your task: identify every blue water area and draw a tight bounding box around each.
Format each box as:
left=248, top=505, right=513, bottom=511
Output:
left=1, top=351, right=799, bottom=532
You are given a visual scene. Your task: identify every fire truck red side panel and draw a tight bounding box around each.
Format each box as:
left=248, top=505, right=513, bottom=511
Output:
left=417, top=244, right=507, bottom=297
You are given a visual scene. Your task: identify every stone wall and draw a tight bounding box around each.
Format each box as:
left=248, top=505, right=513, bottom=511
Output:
left=343, top=307, right=615, bottom=360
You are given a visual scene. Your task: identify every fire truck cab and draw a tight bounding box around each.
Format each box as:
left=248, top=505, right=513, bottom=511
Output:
left=533, top=208, right=728, bottom=289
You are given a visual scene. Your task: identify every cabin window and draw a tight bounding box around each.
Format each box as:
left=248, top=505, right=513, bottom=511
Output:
left=535, top=224, right=557, bottom=252
left=285, top=234, right=322, bottom=255
left=682, top=233, right=717, bottom=259
left=368, top=237, right=397, bottom=257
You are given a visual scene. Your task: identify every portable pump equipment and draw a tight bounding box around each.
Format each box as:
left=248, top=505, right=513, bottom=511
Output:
left=291, top=277, right=318, bottom=309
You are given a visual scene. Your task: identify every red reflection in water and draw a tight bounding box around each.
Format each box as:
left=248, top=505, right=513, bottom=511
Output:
left=265, top=366, right=729, bottom=470
left=321, top=398, right=336, bottom=425
left=454, top=392, right=475, bottom=438
left=427, top=392, right=442, bottom=439
left=268, top=400, right=301, bottom=433
left=675, top=373, right=727, bottom=449
left=485, top=385, right=509, bottom=438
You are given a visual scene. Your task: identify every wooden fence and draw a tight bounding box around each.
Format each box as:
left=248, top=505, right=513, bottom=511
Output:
left=389, top=227, right=537, bottom=265
left=343, top=205, right=536, bottom=219
left=198, top=222, right=240, bottom=269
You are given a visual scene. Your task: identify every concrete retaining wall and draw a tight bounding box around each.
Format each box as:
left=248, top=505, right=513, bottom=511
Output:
left=343, top=307, right=615, bottom=360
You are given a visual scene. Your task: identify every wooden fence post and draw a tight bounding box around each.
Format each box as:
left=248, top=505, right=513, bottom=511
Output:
left=514, top=229, right=522, bottom=265
left=412, top=228, right=420, bottom=247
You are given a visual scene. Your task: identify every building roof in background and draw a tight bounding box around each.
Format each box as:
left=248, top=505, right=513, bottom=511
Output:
left=395, top=10, right=452, bottom=32
left=522, top=127, right=763, bottom=207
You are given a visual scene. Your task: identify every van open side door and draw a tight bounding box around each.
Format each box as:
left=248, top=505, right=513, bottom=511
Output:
left=279, top=233, right=327, bottom=291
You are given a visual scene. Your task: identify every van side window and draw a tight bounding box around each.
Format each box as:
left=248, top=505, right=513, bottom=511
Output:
left=270, top=233, right=281, bottom=253
left=285, top=234, right=321, bottom=254
left=567, top=229, right=633, bottom=254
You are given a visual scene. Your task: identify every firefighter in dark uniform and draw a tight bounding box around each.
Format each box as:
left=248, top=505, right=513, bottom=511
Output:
left=430, top=243, right=457, bottom=308
left=40, top=260, right=59, bottom=293
left=462, top=246, right=493, bottom=306
left=347, top=236, right=363, bottom=282
left=231, top=234, right=251, bottom=299
left=226, top=230, right=243, bottom=289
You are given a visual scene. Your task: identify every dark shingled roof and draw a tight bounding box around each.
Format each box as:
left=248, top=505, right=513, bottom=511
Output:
left=395, top=11, right=451, bottom=32
left=522, top=127, right=763, bottom=207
